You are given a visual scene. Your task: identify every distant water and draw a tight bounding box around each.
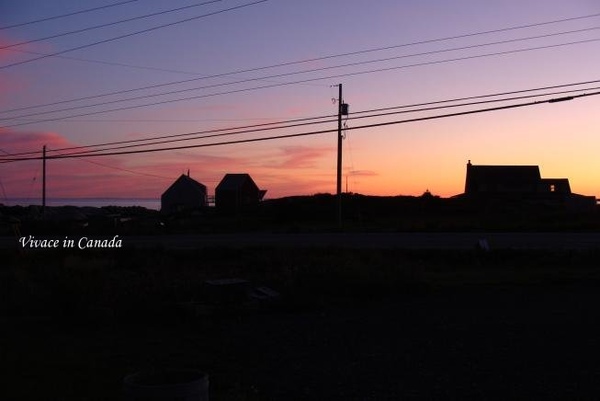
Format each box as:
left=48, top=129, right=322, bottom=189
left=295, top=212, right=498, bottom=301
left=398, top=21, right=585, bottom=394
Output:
left=1, top=198, right=160, bottom=210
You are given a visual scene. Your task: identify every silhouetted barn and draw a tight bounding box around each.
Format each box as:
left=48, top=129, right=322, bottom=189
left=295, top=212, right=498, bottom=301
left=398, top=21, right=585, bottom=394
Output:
left=465, top=162, right=543, bottom=194
left=215, top=173, right=266, bottom=213
left=463, top=161, right=596, bottom=212
left=161, top=173, right=207, bottom=214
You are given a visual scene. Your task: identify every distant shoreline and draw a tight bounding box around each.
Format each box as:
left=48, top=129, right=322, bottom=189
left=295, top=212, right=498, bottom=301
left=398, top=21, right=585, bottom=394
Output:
left=0, top=198, right=160, bottom=210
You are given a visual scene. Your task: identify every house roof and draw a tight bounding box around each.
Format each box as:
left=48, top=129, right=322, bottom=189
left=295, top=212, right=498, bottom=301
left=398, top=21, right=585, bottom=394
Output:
left=216, top=173, right=258, bottom=191
left=467, top=165, right=541, bottom=184
left=163, top=174, right=206, bottom=196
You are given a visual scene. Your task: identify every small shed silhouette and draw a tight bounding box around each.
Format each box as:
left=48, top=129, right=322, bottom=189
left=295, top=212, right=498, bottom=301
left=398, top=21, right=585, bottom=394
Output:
left=161, top=173, right=207, bottom=214
left=215, top=173, right=265, bottom=212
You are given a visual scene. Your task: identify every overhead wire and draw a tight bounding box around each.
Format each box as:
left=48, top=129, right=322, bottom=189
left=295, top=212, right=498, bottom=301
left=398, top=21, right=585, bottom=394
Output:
left=2, top=10, right=598, bottom=183
left=27, top=92, right=600, bottom=160
left=347, top=85, right=600, bottom=119
left=33, top=116, right=343, bottom=157
left=0, top=0, right=139, bottom=30
left=4, top=47, right=224, bottom=75
left=2, top=113, right=338, bottom=158
left=75, top=158, right=173, bottom=180
left=350, top=79, right=600, bottom=115
left=2, top=78, right=599, bottom=159
left=0, top=0, right=269, bottom=70
left=2, top=90, right=599, bottom=163
left=4, top=24, right=600, bottom=116
left=40, top=85, right=600, bottom=158
left=7, top=76, right=600, bottom=127
left=3, top=9, right=600, bottom=81
left=4, top=10, right=600, bottom=88
left=0, top=0, right=225, bottom=50
left=3, top=35, right=600, bottom=129
left=26, top=117, right=294, bottom=123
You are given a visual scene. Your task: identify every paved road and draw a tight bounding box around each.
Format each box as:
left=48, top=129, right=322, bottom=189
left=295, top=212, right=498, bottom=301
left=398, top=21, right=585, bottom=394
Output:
left=3, top=232, right=600, bottom=250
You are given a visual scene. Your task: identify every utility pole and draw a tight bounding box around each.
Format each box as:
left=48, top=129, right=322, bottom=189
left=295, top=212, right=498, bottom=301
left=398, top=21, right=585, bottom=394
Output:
left=42, top=145, right=46, bottom=217
left=336, top=84, right=348, bottom=228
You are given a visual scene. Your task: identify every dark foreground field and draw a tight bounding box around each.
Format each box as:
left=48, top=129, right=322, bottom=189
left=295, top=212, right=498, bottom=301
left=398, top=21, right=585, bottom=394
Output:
left=3, top=247, right=600, bottom=400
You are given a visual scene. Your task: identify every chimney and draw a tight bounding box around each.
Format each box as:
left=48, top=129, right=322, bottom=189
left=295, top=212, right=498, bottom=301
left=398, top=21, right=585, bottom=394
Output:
left=465, top=160, right=472, bottom=194
left=187, top=169, right=190, bottom=177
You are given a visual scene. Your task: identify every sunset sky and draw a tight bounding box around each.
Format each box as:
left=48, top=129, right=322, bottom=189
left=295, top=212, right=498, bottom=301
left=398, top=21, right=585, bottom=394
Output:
left=1, top=0, right=600, bottom=202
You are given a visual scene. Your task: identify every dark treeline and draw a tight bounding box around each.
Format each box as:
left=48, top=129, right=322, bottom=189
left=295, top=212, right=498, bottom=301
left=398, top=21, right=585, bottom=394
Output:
left=2, top=193, right=599, bottom=235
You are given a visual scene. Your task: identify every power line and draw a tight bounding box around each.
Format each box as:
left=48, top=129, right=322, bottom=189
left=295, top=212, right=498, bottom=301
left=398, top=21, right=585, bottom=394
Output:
left=2, top=91, right=598, bottom=163
left=3, top=78, right=599, bottom=159
left=350, top=85, right=600, bottom=120
left=350, top=79, right=600, bottom=115
left=0, top=0, right=225, bottom=50
left=38, top=86, right=600, bottom=158
left=0, top=0, right=139, bottom=30
left=3, top=36, right=600, bottom=129
left=4, top=114, right=337, bottom=157
left=6, top=117, right=294, bottom=123
left=0, top=0, right=269, bottom=70
left=75, top=158, right=173, bottom=180
left=44, top=116, right=343, bottom=157
left=38, top=92, right=600, bottom=159
left=4, top=24, right=599, bottom=116
left=4, top=47, right=223, bottom=75
left=4, top=10, right=600, bottom=83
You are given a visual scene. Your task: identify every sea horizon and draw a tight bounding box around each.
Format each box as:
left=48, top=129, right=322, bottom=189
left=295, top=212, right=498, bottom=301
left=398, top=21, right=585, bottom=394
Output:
left=0, top=197, right=161, bottom=211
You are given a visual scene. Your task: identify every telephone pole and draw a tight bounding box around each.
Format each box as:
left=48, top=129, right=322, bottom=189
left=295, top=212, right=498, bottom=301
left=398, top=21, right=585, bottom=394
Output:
left=42, top=145, right=46, bottom=217
left=336, top=84, right=348, bottom=228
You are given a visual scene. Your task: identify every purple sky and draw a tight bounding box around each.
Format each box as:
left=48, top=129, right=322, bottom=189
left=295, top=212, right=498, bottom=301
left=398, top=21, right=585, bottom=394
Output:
left=1, top=0, right=600, bottom=201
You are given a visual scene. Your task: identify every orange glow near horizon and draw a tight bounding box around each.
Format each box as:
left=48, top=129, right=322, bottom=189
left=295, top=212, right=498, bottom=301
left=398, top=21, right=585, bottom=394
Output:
left=1, top=2, right=600, bottom=202
left=3, top=99, right=599, bottom=201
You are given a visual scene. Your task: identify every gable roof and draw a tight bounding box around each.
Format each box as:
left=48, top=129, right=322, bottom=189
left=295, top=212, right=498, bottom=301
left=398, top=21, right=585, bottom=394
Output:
left=467, top=165, right=541, bottom=184
left=215, top=173, right=257, bottom=191
left=464, top=162, right=543, bottom=194
left=163, top=174, right=206, bottom=196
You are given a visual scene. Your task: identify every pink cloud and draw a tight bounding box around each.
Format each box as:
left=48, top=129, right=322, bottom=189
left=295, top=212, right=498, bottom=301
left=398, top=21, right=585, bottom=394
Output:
left=0, top=129, right=72, bottom=153
left=262, top=145, right=334, bottom=169
left=0, top=129, right=342, bottom=200
left=134, top=149, right=252, bottom=173
left=284, top=106, right=312, bottom=117
left=259, top=175, right=335, bottom=198
left=0, top=129, right=165, bottom=198
left=133, top=146, right=338, bottom=198
left=133, top=151, right=252, bottom=191
left=348, top=170, right=378, bottom=177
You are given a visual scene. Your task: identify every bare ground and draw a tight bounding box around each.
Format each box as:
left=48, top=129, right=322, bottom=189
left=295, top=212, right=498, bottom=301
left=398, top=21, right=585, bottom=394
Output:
left=3, top=282, right=600, bottom=400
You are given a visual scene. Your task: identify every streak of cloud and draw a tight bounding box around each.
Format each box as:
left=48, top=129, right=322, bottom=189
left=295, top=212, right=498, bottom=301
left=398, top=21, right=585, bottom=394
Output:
left=262, top=145, right=333, bottom=169
left=348, top=170, right=378, bottom=177
left=0, top=129, right=161, bottom=198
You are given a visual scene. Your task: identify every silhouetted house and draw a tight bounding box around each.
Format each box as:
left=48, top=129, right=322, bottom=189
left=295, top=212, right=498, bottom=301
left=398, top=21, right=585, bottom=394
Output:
left=462, top=161, right=596, bottom=212
left=161, top=173, right=207, bottom=214
left=465, top=162, right=542, bottom=195
left=215, top=173, right=266, bottom=213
